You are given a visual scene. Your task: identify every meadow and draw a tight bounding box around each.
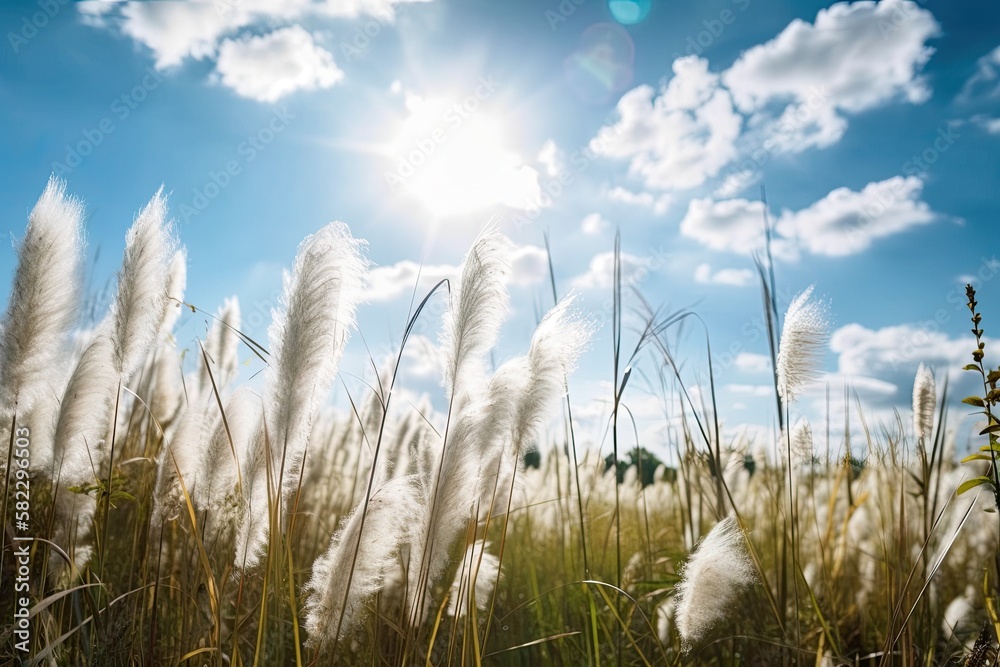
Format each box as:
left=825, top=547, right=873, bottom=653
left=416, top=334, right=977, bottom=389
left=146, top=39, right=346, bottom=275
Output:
left=1, top=177, right=998, bottom=666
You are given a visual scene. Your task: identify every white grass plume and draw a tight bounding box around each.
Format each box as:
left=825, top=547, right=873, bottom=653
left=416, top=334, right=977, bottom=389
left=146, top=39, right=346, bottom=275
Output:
left=0, top=176, right=84, bottom=416
left=406, top=377, right=521, bottom=621
left=51, top=330, right=118, bottom=486
left=303, top=474, right=420, bottom=647
left=159, top=247, right=187, bottom=336
left=440, top=229, right=510, bottom=397
left=481, top=296, right=590, bottom=511
left=776, top=285, right=828, bottom=403
left=201, top=389, right=261, bottom=549
left=508, top=295, right=590, bottom=457
left=238, top=222, right=367, bottom=568
left=196, top=296, right=241, bottom=398
left=110, top=189, right=177, bottom=381
left=446, top=540, right=500, bottom=618
left=150, top=343, right=184, bottom=424
left=912, top=363, right=936, bottom=441
left=674, top=515, right=756, bottom=647
left=791, top=418, right=813, bottom=465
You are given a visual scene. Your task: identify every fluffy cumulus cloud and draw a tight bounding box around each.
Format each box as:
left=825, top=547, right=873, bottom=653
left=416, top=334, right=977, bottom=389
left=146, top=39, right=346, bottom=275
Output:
left=775, top=176, right=935, bottom=257
left=76, top=0, right=428, bottom=98
left=693, top=263, right=754, bottom=287
left=589, top=56, right=742, bottom=191
left=590, top=1, right=940, bottom=189
left=679, top=197, right=770, bottom=254
left=368, top=242, right=547, bottom=302
left=723, top=0, right=939, bottom=112
left=817, top=322, right=979, bottom=409
left=213, top=27, right=343, bottom=102
left=831, top=323, right=969, bottom=381
left=680, top=176, right=937, bottom=259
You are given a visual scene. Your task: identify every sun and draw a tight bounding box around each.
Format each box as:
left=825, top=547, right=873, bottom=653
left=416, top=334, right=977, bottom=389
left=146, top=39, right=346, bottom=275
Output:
left=383, top=93, right=541, bottom=219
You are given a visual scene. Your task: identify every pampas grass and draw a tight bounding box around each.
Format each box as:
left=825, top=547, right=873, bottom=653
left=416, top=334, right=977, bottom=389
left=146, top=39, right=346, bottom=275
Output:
left=913, top=362, right=936, bottom=441
left=6, top=178, right=998, bottom=666
left=674, top=515, right=757, bottom=646
left=236, top=222, right=367, bottom=568
left=0, top=177, right=83, bottom=417
left=776, top=285, right=828, bottom=403
left=303, top=474, right=421, bottom=647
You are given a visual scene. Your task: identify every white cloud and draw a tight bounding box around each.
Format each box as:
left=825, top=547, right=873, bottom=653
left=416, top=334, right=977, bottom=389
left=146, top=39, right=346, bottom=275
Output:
left=831, top=323, right=969, bottom=381
left=509, top=244, right=550, bottom=285
left=604, top=186, right=672, bottom=215
left=679, top=197, right=774, bottom=255
left=820, top=323, right=977, bottom=411
left=213, top=27, right=343, bottom=102
left=972, top=114, right=1000, bottom=135
left=723, top=0, right=939, bottom=114
left=960, top=45, right=1000, bottom=102
left=726, top=384, right=773, bottom=398
left=775, top=176, right=935, bottom=257
left=713, top=170, right=758, bottom=198
left=589, top=56, right=742, bottom=191
left=581, top=213, right=610, bottom=236
left=571, top=251, right=650, bottom=291
left=78, top=0, right=427, bottom=96
left=368, top=242, right=547, bottom=302
left=733, top=353, right=771, bottom=373
left=537, top=139, right=562, bottom=177
left=680, top=176, right=937, bottom=259
left=693, top=263, right=754, bottom=287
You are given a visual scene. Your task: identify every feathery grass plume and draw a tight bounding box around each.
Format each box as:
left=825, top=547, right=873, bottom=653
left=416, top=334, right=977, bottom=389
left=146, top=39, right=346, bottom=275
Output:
left=447, top=540, right=500, bottom=618
left=440, top=228, right=511, bottom=398
left=238, top=222, right=367, bottom=568
left=159, top=247, right=187, bottom=336
left=48, top=330, right=118, bottom=572
left=913, top=363, right=936, bottom=441
left=406, top=365, right=523, bottom=623
left=151, top=390, right=219, bottom=525
left=776, top=285, right=828, bottom=403
left=791, top=418, right=813, bottom=465
left=110, top=188, right=177, bottom=380
left=150, top=343, right=184, bottom=424
left=674, top=514, right=756, bottom=647
left=481, top=295, right=591, bottom=510
left=0, top=176, right=84, bottom=417
left=49, top=190, right=176, bottom=573
left=51, top=330, right=119, bottom=486
left=303, top=474, right=420, bottom=647
left=194, top=296, right=241, bottom=400
left=201, top=387, right=261, bottom=544
left=508, top=295, right=590, bottom=457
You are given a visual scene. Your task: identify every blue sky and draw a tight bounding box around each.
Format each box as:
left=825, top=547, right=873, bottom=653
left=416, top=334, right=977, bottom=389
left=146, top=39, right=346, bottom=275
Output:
left=1, top=0, right=999, bottom=459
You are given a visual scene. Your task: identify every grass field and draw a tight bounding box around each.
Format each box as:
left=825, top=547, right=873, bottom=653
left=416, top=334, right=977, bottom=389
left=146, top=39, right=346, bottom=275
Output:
left=1, top=178, right=999, bottom=666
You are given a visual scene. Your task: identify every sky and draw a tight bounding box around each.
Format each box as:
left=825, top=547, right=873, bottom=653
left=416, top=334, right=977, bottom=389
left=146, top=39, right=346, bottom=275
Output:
left=1, top=0, right=999, bottom=461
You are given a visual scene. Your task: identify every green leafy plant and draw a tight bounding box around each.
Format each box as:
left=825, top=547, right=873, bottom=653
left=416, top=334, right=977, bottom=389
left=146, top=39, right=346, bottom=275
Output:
left=958, top=284, right=1000, bottom=500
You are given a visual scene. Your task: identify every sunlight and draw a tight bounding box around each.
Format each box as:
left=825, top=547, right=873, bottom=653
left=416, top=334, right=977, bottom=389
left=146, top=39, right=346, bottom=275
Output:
left=384, top=93, right=541, bottom=219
